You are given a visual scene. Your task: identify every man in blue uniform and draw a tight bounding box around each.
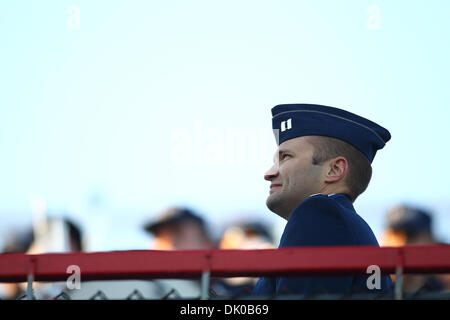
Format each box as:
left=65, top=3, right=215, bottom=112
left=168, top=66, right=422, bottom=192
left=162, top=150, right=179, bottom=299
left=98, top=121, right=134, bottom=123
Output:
left=253, top=104, right=393, bottom=296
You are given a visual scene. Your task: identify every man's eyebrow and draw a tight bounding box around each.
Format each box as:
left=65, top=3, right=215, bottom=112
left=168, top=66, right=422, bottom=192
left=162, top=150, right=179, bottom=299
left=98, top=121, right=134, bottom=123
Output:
left=278, top=148, right=291, bottom=154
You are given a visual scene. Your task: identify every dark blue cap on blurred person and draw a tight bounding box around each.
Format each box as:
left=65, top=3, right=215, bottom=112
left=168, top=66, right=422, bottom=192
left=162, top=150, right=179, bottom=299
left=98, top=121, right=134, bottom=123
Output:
left=271, top=104, right=391, bottom=163
left=238, top=222, right=273, bottom=243
left=144, top=207, right=205, bottom=234
left=386, top=205, right=432, bottom=236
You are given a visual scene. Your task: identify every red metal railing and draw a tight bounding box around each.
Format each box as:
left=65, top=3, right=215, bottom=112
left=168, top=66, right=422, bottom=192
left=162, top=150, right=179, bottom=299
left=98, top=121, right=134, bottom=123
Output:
left=1, top=245, right=450, bottom=299
left=1, top=245, right=450, bottom=282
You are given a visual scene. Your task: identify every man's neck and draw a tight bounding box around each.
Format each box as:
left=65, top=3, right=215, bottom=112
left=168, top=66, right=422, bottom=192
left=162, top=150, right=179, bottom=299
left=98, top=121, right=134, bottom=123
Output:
left=318, top=184, right=349, bottom=198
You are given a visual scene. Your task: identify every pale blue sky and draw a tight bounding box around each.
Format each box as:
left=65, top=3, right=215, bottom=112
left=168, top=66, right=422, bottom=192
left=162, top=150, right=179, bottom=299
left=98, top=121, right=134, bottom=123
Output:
left=1, top=1, right=449, bottom=250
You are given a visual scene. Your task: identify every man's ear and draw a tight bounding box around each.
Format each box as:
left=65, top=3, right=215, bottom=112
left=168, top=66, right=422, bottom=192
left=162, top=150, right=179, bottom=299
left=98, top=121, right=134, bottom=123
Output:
left=324, top=156, right=348, bottom=183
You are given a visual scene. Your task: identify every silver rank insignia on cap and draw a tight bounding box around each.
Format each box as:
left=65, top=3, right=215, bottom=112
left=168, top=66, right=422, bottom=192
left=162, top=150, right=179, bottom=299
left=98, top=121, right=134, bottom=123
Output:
left=280, top=118, right=292, bottom=132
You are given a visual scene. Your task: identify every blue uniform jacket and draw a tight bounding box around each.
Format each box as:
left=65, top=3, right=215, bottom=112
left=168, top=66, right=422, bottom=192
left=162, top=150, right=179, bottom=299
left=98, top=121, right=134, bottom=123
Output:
left=253, top=193, right=393, bottom=296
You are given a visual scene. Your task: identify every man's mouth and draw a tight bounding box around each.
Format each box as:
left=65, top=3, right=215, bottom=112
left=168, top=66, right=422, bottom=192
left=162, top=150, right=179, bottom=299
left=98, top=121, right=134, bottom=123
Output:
left=270, top=183, right=282, bottom=193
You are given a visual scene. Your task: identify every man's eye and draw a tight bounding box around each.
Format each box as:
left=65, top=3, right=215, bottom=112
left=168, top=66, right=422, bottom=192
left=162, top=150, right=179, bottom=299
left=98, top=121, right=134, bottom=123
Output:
left=281, top=154, right=290, bottom=160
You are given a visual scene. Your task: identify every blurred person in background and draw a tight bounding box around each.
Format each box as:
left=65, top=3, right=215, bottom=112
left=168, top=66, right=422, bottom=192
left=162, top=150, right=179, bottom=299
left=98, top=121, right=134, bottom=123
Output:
left=0, top=228, right=34, bottom=299
left=7, top=214, right=169, bottom=299
left=1, top=228, right=34, bottom=254
left=142, top=206, right=218, bottom=298
left=381, top=205, right=436, bottom=246
left=0, top=216, right=84, bottom=299
left=219, top=221, right=275, bottom=250
left=143, top=207, right=214, bottom=250
left=381, top=205, right=449, bottom=293
left=217, top=220, right=275, bottom=296
left=26, top=216, right=84, bottom=254
left=23, top=216, right=85, bottom=299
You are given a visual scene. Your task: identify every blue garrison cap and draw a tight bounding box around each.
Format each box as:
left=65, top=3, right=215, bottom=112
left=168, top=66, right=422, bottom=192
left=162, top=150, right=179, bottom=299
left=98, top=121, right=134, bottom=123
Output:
left=271, top=104, right=391, bottom=163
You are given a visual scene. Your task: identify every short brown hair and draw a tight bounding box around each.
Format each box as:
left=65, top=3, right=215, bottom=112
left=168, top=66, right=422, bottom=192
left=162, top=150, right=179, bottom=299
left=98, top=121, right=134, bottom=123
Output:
left=308, top=136, right=372, bottom=202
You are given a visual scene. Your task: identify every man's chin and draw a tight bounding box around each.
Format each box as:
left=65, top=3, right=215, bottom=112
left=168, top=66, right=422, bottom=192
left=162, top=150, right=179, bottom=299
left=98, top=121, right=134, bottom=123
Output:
left=266, top=194, right=289, bottom=220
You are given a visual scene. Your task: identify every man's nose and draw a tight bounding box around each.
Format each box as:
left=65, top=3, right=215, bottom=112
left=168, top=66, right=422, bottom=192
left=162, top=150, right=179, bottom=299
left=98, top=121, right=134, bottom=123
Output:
left=264, top=163, right=279, bottom=181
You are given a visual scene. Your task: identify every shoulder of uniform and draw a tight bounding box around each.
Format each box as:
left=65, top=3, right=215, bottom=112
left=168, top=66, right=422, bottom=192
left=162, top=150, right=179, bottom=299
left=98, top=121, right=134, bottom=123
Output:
left=281, top=194, right=352, bottom=247
left=293, top=193, right=342, bottom=218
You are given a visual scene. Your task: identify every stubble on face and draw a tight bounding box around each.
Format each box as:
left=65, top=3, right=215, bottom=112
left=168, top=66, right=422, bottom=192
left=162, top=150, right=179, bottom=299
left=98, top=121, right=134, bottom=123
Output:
left=265, top=137, right=323, bottom=220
